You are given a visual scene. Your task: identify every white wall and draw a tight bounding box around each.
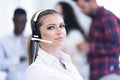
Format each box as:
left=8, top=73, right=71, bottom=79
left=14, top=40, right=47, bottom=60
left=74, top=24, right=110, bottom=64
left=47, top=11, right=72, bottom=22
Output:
left=97, top=0, right=120, bottom=18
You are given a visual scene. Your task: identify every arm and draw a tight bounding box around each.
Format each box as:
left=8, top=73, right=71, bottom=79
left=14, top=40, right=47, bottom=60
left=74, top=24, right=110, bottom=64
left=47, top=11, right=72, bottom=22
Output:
left=0, top=43, right=19, bottom=70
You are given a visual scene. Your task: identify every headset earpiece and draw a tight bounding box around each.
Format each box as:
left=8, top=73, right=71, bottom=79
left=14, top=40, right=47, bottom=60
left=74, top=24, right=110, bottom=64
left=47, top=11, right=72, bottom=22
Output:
left=32, top=21, right=40, bottom=39
left=31, top=10, right=44, bottom=40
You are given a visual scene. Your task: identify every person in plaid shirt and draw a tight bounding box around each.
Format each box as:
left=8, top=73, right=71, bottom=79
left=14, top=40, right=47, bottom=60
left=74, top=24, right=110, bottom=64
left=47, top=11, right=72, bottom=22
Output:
left=73, top=0, right=120, bottom=80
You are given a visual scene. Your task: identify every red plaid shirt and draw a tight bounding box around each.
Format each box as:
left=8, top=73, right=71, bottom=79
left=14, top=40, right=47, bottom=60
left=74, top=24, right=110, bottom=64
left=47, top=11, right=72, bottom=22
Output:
left=88, top=7, right=120, bottom=80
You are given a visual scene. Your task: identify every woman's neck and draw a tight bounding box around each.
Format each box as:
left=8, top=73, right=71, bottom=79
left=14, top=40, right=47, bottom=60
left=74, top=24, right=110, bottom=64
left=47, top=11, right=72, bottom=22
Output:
left=40, top=44, right=66, bottom=69
left=40, top=45, right=59, bottom=58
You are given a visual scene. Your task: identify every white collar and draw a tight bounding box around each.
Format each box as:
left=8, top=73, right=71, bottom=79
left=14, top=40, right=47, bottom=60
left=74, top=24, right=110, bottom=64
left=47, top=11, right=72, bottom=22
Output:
left=37, top=48, right=71, bottom=66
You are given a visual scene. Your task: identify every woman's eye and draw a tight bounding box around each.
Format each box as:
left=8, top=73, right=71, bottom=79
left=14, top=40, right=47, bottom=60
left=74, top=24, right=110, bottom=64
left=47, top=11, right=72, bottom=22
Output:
left=47, top=26, right=54, bottom=30
left=60, top=24, right=65, bottom=28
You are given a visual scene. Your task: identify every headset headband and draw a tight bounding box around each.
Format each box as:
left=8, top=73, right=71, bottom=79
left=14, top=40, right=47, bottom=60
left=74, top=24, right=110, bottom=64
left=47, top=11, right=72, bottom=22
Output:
left=33, top=9, right=44, bottom=22
left=32, top=9, right=45, bottom=40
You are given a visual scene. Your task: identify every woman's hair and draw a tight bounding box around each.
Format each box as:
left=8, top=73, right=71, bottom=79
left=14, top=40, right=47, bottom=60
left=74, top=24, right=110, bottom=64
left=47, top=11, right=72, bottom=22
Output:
left=27, top=9, right=62, bottom=65
left=26, top=35, right=39, bottom=65
left=57, top=2, right=86, bottom=38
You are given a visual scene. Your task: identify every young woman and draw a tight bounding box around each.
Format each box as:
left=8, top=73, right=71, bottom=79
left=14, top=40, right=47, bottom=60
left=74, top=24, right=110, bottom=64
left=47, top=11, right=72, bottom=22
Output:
left=55, top=2, right=88, bottom=80
left=25, top=9, right=83, bottom=80
left=55, top=1, right=86, bottom=37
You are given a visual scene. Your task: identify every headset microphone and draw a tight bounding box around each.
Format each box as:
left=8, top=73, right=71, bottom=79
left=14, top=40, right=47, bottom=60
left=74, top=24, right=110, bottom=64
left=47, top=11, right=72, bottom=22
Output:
left=31, top=38, right=52, bottom=44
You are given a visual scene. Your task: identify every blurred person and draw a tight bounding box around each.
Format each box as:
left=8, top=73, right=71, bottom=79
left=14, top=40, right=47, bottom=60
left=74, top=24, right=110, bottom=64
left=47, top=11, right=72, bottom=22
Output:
left=55, top=1, right=89, bottom=80
left=0, top=8, right=27, bottom=80
left=55, top=1, right=86, bottom=37
left=73, top=0, right=120, bottom=80
left=25, top=9, right=83, bottom=80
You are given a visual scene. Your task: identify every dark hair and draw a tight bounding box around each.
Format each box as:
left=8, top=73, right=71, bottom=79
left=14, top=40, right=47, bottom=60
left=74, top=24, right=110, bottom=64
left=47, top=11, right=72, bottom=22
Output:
left=73, top=0, right=90, bottom=2
left=27, top=9, right=63, bottom=65
left=14, top=8, right=26, bottom=17
left=57, top=2, right=86, bottom=38
left=73, top=0, right=77, bottom=1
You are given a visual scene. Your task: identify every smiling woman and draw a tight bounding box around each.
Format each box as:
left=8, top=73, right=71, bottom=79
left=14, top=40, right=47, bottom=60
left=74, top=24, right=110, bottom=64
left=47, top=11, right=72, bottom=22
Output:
left=25, top=9, right=83, bottom=80
left=39, top=13, right=66, bottom=46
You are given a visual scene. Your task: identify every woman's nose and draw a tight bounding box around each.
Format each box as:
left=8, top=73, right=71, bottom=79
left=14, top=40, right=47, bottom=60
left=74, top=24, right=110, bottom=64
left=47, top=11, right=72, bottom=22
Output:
left=56, top=28, right=63, bottom=35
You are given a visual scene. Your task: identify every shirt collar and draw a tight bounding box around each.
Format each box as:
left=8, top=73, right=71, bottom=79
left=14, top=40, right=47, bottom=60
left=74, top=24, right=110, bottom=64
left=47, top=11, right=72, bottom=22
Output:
left=38, top=48, right=56, bottom=65
left=38, top=48, right=71, bottom=66
left=13, top=32, right=25, bottom=38
left=59, top=51, right=71, bottom=63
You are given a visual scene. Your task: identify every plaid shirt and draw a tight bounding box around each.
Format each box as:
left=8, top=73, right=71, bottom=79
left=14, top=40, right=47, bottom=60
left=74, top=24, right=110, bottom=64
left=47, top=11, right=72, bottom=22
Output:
left=88, top=7, right=120, bottom=80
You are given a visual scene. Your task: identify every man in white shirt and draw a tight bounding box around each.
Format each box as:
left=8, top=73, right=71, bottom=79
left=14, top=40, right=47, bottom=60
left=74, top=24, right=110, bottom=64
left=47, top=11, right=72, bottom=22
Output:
left=0, top=8, right=27, bottom=80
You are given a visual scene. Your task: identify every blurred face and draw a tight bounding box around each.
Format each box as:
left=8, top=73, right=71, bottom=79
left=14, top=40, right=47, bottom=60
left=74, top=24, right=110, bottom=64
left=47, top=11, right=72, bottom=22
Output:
left=75, top=0, right=92, bottom=15
left=13, top=14, right=27, bottom=35
left=40, top=13, right=66, bottom=47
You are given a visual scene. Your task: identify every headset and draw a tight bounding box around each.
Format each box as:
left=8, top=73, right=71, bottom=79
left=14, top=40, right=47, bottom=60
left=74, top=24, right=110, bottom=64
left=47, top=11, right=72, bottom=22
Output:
left=31, top=10, right=52, bottom=43
left=32, top=10, right=43, bottom=40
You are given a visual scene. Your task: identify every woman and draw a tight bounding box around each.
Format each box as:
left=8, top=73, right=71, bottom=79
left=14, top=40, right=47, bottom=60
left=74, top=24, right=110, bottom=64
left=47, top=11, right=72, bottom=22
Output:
left=55, top=2, right=87, bottom=55
left=25, top=9, right=83, bottom=80
left=55, top=2, right=89, bottom=80
left=55, top=2, right=86, bottom=37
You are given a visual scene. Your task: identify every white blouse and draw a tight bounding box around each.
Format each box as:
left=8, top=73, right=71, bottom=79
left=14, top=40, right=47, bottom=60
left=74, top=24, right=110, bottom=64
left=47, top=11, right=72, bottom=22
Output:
left=25, top=48, right=83, bottom=80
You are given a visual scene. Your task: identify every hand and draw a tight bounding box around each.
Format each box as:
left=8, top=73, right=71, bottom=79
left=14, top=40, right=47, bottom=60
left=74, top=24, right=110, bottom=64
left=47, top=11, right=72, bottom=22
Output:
left=77, top=42, right=89, bottom=53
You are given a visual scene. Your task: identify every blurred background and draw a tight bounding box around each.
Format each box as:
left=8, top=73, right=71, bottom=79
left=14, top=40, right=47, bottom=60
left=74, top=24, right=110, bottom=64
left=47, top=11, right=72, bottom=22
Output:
left=1, top=0, right=119, bottom=37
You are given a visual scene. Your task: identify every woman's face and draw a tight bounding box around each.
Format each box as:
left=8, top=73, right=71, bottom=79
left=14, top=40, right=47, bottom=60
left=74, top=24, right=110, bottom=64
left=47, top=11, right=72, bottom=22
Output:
left=39, top=13, right=66, bottom=47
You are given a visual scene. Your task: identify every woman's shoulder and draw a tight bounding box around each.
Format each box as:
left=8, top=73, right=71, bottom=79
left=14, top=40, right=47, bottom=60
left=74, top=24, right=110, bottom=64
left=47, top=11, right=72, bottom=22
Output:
left=25, top=62, right=49, bottom=80
left=26, top=62, right=41, bottom=73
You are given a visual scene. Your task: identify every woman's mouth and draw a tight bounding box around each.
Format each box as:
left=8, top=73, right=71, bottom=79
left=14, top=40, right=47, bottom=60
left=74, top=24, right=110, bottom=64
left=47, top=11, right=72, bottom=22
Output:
left=55, top=37, right=64, bottom=41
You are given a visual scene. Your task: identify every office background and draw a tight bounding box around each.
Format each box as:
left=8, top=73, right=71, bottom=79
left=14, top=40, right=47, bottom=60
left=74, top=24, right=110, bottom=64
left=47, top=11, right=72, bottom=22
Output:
left=0, top=0, right=120, bottom=37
